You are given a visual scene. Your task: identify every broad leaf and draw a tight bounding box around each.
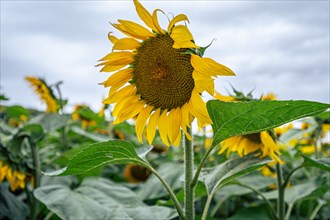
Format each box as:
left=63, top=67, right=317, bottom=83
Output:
left=263, top=181, right=319, bottom=205
left=45, top=140, right=147, bottom=176
left=214, top=174, right=275, bottom=200
left=138, top=162, right=183, bottom=200
left=199, top=155, right=271, bottom=194
left=70, top=126, right=108, bottom=142
left=226, top=205, right=269, bottom=220
left=207, top=100, right=329, bottom=146
left=34, top=177, right=177, bottom=220
left=28, top=113, right=70, bottom=132
left=302, top=155, right=330, bottom=172
left=0, top=185, right=28, bottom=220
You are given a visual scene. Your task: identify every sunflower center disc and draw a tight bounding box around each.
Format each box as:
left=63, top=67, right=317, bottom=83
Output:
left=133, top=35, right=194, bottom=110
left=243, top=133, right=262, bottom=144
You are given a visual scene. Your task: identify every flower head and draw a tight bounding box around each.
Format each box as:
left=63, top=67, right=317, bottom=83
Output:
left=122, top=164, right=151, bottom=183
left=0, top=161, right=28, bottom=191
left=97, top=0, right=235, bottom=146
left=25, top=76, right=59, bottom=113
left=72, top=105, right=97, bottom=129
left=219, top=131, right=283, bottom=164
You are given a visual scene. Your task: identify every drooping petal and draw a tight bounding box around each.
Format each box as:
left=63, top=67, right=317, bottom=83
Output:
left=101, top=68, right=133, bottom=88
left=172, top=128, right=182, bottom=147
left=158, top=110, right=170, bottom=146
left=171, top=108, right=182, bottom=143
left=118, top=19, right=154, bottom=40
left=133, top=0, right=158, bottom=32
left=180, top=104, right=192, bottom=140
left=147, top=108, right=161, bottom=144
left=192, top=70, right=215, bottom=95
left=188, top=89, right=212, bottom=127
left=171, top=25, right=199, bottom=49
left=166, top=108, right=182, bottom=144
left=167, top=14, right=189, bottom=33
left=191, top=54, right=235, bottom=77
left=152, top=9, right=165, bottom=34
left=113, top=38, right=141, bottom=51
left=112, top=95, right=140, bottom=116
left=114, top=101, right=145, bottom=124
left=135, top=105, right=154, bottom=142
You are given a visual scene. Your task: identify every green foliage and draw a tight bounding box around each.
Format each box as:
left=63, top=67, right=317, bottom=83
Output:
left=302, top=155, right=330, bottom=172
left=207, top=100, right=329, bottom=146
left=0, top=185, right=28, bottom=219
left=34, top=177, right=177, bottom=220
left=199, top=155, right=271, bottom=194
left=45, top=140, right=148, bottom=176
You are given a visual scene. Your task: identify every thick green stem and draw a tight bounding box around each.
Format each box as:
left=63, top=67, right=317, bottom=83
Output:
left=147, top=164, right=185, bottom=220
left=185, top=127, right=194, bottom=220
left=276, top=163, right=285, bottom=220
left=25, top=137, right=41, bottom=220
left=282, top=165, right=303, bottom=189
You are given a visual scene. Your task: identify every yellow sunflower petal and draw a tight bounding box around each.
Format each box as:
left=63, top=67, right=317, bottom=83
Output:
left=136, top=105, right=154, bottom=142
left=171, top=25, right=199, bottom=49
left=166, top=108, right=182, bottom=144
left=113, top=38, right=141, bottom=51
left=101, top=68, right=133, bottom=88
left=147, top=108, right=161, bottom=144
left=111, top=23, right=135, bottom=38
left=112, top=95, right=140, bottom=116
left=99, top=52, right=134, bottom=65
left=98, top=63, right=126, bottom=73
left=167, top=14, right=189, bottom=33
left=214, top=92, right=236, bottom=102
left=158, top=110, right=170, bottom=146
left=114, top=101, right=145, bottom=124
left=245, top=140, right=262, bottom=155
left=171, top=108, right=182, bottom=143
left=133, top=0, right=158, bottom=31
left=191, top=54, right=235, bottom=77
left=172, top=128, right=182, bottom=147
left=188, top=89, right=212, bottom=127
left=152, top=9, right=165, bottom=34
left=103, top=84, right=136, bottom=104
left=108, top=32, right=118, bottom=44
left=192, top=70, right=215, bottom=95
left=118, top=19, right=154, bottom=40
left=260, top=132, right=281, bottom=154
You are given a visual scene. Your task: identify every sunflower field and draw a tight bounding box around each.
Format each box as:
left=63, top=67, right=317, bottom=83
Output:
left=1, top=0, right=330, bottom=220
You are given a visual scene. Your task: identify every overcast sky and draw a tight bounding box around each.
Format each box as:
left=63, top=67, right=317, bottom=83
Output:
left=1, top=0, right=329, bottom=113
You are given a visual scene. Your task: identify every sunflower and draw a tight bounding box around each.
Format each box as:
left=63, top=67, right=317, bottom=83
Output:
left=25, top=76, right=59, bottom=113
left=72, top=105, right=97, bottom=129
left=122, top=164, right=151, bottom=183
left=0, top=161, right=28, bottom=191
left=219, top=131, right=283, bottom=164
left=97, top=0, right=235, bottom=146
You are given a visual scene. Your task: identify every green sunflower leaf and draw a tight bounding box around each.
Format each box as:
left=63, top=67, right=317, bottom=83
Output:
left=34, top=177, right=177, bottom=220
left=207, top=100, right=329, bottom=146
left=301, top=155, right=330, bottom=172
left=44, top=140, right=148, bottom=176
left=199, top=155, right=271, bottom=194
